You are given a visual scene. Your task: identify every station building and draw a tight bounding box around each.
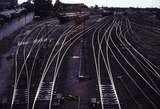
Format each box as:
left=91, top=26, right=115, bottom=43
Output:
left=54, top=0, right=88, bottom=13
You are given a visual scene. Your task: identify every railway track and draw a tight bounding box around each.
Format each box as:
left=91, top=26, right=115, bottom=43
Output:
left=9, top=15, right=160, bottom=109
left=91, top=16, right=160, bottom=109
left=10, top=18, right=102, bottom=109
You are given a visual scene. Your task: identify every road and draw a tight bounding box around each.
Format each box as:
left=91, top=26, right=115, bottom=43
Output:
left=0, top=14, right=160, bottom=109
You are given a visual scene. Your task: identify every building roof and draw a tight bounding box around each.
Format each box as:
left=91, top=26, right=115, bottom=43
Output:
left=55, top=0, right=87, bottom=7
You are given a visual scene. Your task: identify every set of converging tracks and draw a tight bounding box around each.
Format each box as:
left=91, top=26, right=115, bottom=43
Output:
left=10, top=16, right=160, bottom=109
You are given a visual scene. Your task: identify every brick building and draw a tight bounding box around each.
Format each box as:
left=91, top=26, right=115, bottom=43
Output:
left=54, top=0, right=88, bottom=13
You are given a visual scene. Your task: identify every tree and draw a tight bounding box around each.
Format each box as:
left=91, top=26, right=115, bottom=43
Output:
left=94, top=5, right=99, bottom=9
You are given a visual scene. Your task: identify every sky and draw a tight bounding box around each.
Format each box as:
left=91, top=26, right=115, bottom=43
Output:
left=18, top=0, right=160, bottom=8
